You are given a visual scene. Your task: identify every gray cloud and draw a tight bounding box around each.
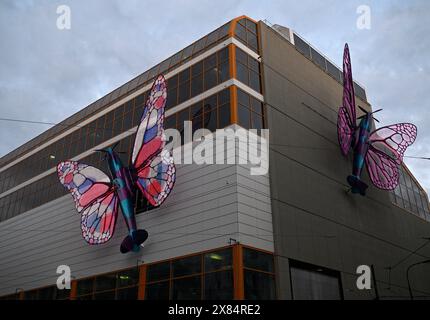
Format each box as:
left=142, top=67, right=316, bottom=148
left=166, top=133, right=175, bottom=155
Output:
left=0, top=0, right=429, bottom=193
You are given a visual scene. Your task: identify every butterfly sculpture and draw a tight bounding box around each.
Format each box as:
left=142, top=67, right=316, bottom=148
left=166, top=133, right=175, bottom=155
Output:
left=337, top=44, right=417, bottom=196
left=57, top=75, right=176, bottom=253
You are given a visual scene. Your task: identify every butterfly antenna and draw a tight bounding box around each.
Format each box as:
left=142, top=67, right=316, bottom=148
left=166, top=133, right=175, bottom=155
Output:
left=111, top=141, right=121, bottom=151
left=358, top=106, right=368, bottom=114
left=371, top=108, right=383, bottom=114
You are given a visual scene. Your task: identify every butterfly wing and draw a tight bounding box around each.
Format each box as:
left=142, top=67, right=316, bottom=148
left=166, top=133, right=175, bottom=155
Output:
left=337, top=43, right=357, bottom=156
left=365, top=123, right=417, bottom=190
left=136, top=150, right=176, bottom=206
left=368, top=123, right=417, bottom=162
left=365, top=146, right=400, bottom=190
left=57, top=161, right=119, bottom=244
left=131, top=74, right=176, bottom=207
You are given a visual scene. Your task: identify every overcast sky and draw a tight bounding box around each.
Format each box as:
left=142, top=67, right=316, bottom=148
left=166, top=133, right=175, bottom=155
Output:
left=0, top=0, right=429, bottom=193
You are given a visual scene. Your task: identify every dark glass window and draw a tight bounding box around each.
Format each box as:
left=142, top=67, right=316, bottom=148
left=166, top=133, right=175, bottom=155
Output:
left=244, top=270, right=276, bottom=300
left=237, top=89, right=264, bottom=130
left=294, top=34, right=311, bottom=59
left=167, top=87, right=178, bottom=110
left=238, top=104, right=250, bottom=129
left=310, top=47, right=326, bottom=70
left=172, top=255, right=201, bottom=277
left=249, top=71, right=260, bottom=92
left=191, top=74, right=203, bottom=97
left=235, top=47, right=262, bottom=93
left=146, top=281, right=169, bottom=300
left=219, top=61, right=230, bottom=83
left=205, top=248, right=232, bottom=272
left=178, top=81, right=190, bottom=104
left=235, top=22, right=246, bottom=42
left=116, top=286, right=138, bottom=300
left=147, top=262, right=171, bottom=282
left=204, top=69, right=217, bottom=90
left=243, top=248, right=274, bottom=272
left=234, top=18, right=258, bottom=53
left=179, top=69, right=190, bottom=83
left=236, top=62, right=248, bottom=85
left=204, top=54, right=217, bottom=71
left=172, top=276, right=201, bottom=300
left=290, top=261, right=342, bottom=300
left=95, top=273, right=117, bottom=292
left=218, top=104, right=231, bottom=131
left=55, top=288, right=71, bottom=300
left=37, top=286, right=56, bottom=300
left=77, top=278, right=94, bottom=296
left=24, top=290, right=38, bottom=300
left=94, top=291, right=116, bottom=300
left=204, top=271, right=233, bottom=299
left=117, top=268, right=139, bottom=287
left=192, top=61, right=203, bottom=77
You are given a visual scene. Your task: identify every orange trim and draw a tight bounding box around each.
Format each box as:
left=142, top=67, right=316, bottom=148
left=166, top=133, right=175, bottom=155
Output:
left=228, top=15, right=258, bottom=37
left=230, top=86, right=238, bottom=124
left=70, top=280, right=77, bottom=300
left=229, top=42, right=238, bottom=125
left=229, top=44, right=237, bottom=79
left=233, top=244, right=244, bottom=300
left=138, top=264, right=147, bottom=300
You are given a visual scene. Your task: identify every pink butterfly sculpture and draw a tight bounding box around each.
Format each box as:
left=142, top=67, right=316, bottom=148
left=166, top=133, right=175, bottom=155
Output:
left=337, top=44, right=417, bottom=195
left=57, top=75, right=176, bottom=253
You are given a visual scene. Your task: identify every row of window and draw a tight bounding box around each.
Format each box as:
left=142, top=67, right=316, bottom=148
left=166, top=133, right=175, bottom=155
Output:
left=1, top=253, right=347, bottom=300
left=234, top=18, right=259, bottom=53
left=165, top=89, right=231, bottom=135
left=0, top=85, right=266, bottom=222
left=390, top=167, right=430, bottom=221
left=166, top=47, right=230, bottom=109
left=236, top=46, right=261, bottom=93
left=0, top=43, right=263, bottom=195
left=237, top=88, right=265, bottom=130
left=0, top=246, right=275, bottom=300
left=292, top=33, right=367, bottom=102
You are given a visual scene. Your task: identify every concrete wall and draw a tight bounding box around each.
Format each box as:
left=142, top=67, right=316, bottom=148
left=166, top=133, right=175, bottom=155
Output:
left=0, top=130, right=273, bottom=296
left=259, top=22, right=430, bottom=300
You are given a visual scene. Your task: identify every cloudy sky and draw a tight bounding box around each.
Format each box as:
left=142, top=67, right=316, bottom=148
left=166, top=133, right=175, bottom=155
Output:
left=0, top=0, right=429, bottom=192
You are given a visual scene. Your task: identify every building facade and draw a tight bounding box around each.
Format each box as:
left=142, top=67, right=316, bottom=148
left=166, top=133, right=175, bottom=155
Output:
left=0, top=16, right=429, bottom=300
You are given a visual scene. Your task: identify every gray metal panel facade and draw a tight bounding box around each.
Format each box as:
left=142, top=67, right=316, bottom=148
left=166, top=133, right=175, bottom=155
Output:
left=259, top=22, right=430, bottom=299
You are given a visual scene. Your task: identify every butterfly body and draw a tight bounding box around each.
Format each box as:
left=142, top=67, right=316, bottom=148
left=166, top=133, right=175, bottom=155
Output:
left=57, top=75, right=175, bottom=253
left=348, top=114, right=372, bottom=195
left=103, top=147, right=147, bottom=253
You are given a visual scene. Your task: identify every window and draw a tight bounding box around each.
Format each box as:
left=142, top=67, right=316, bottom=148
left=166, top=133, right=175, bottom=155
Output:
left=20, top=286, right=70, bottom=300
left=75, top=267, right=139, bottom=300
left=391, top=167, right=430, bottom=221
left=290, top=260, right=343, bottom=300
left=205, top=271, right=233, bottom=300
left=235, top=47, right=261, bottom=93
left=243, top=247, right=276, bottom=300
left=236, top=88, right=265, bottom=130
left=172, top=276, right=201, bottom=300
left=234, top=18, right=259, bottom=53
left=145, top=247, right=234, bottom=300
left=244, top=270, right=276, bottom=299
left=146, top=281, right=170, bottom=300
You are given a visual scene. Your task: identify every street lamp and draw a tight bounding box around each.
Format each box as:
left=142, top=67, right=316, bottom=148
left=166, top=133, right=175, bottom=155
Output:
left=406, top=259, right=430, bottom=300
